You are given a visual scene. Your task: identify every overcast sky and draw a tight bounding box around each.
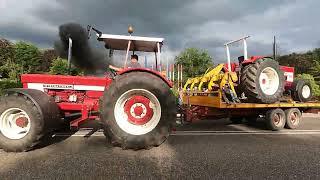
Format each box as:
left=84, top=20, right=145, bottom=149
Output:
left=0, top=0, right=319, bottom=63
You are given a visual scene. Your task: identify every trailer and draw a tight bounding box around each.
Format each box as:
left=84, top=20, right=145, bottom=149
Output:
left=180, top=91, right=320, bottom=130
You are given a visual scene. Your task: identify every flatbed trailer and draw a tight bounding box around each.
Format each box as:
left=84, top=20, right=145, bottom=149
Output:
left=180, top=91, right=320, bottom=130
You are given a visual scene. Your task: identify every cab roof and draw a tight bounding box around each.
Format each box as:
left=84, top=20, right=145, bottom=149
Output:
left=97, top=33, right=164, bottom=52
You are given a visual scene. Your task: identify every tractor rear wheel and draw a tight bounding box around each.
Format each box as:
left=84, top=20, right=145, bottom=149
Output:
left=0, top=94, right=45, bottom=152
left=240, top=58, right=285, bottom=103
left=100, top=72, right=176, bottom=150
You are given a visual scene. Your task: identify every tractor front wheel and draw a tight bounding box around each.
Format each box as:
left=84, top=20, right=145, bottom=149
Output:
left=100, top=72, right=176, bottom=150
left=0, top=94, right=45, bottom=152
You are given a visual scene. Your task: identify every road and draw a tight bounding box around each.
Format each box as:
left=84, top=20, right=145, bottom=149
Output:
left=1, top=115, right=320, bottom=179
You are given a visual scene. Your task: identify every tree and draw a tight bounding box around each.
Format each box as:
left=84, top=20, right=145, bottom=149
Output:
left=277, top=52, right=314, bottom=75
left=174, top=48, right=214, bottom=79
left=0, top=38, right=14, bottom=66
left=39, top=49, right=58, bottom=72
left=13, top=41, right=41, bottom=73
left=49, top=58, right=69, bottom=75
left=49, top=57, right=82, bottom=75
left=296, top=73, right=320, bottom=97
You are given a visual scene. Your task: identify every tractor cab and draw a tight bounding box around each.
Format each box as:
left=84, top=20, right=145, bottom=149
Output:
left=91, top=25, right=164, bottom=72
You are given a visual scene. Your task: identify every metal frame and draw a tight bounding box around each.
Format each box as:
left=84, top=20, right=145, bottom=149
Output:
left=224, top=36, right=250, bottom=72
left=98, top=33, right=163, bottom=71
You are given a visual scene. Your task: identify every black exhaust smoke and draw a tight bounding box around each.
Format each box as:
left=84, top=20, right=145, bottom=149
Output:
left=54, top=23, right=109, bottom=72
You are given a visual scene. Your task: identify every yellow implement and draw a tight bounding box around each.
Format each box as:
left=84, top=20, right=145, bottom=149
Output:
left=183, top=63, right=239, bottom=99
left=184, top=77, right=201, bottom=90
left=198, top=64, right=224, bottom=90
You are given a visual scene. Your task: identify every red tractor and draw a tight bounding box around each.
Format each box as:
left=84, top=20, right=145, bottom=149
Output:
left=0, top=26, right=176, bottom=152
left=224, top=36, right=312, bottom=104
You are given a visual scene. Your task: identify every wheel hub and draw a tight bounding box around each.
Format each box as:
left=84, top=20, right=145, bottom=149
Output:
left=114, top=89, right=162, bottom=135
left=259, top=67, right=280, bottom=95
left=302, top=85, right=311, bottom=98
left=272, top=114, right=281, bottom=125
left=124, top=95, right=154, bottom=125
left=0, top=108, right=31, bottom=139
left=16, top=117, right=29, bottom=128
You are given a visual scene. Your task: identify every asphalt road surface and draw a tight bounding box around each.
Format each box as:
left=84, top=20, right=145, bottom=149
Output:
left=1, top=115, right=320, bottom=179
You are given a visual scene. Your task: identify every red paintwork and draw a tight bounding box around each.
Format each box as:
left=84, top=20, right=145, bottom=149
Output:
left=223, top=63, right=238, bottom=72
left=118, top=68, right=173, bottom=88
left=20, top=68, right=170, bottom=127
left=241, top=56, right=265, bottom=64
left=124, top=95, right=153, bottom=125
left=16, top=117, right=28, bottom=128
left=280, top=66, right=295, bottom=88
left=21, top=74, right=111, bottom=86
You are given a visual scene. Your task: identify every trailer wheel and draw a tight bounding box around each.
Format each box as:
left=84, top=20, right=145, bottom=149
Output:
left=101, top=72, right=176, bottom=150
left=0, top=94, right=45, bottom=152
left=291, top=79, right=312, bottom=102
left=240, top=58, right=284, bottom=103
left=265, top=108, right=285, bottom=131
left=284, top=108, right=301, bottom=129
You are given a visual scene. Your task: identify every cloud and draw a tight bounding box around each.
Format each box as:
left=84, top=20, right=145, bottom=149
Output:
left=0, top=0, right=319, bottom=64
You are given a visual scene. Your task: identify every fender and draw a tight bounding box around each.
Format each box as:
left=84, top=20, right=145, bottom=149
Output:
left=241, top=56, right=268, bottom=64
left=4, top=88, right=62, bottom=129
left=118, top=68, right=173, bottom=88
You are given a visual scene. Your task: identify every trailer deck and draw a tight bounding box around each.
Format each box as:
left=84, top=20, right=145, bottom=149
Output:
left=182, top=93, right=320, bottom=109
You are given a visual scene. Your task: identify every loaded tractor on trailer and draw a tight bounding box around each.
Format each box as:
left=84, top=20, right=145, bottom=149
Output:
left=180, top=36, right=320, bottom=130
left=0, top=26, right=176, bottom=152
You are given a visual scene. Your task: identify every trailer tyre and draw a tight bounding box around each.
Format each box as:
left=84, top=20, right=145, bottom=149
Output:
left=240, top=58, right=285, bottom=103
left=265, top=108, right=285, bottom=131
left=284, top=108, right=301, bottom=129
left=291, top=79, right=312, bottom=102
left=0, top=94, right=45, bottom=152
left=101, top=72, right=176, bottom=150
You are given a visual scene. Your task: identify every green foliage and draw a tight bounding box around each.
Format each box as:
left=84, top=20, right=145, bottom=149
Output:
left=13, top=41, right=41, bottom=73
left=0, top=59, right=23, bottom=80
left=49, top=58, right=83, bottom=75
left=296, top=74, right=320, bottom=97
left=174, top=48, right=214, bottom=80
left=0, top=39, right=14, bottom=66
left=49, top=58, right=69, bottom=75
left=0, top=79, right=22, bottom=95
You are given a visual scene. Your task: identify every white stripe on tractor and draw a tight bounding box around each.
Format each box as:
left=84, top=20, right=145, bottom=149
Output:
left=284, top=72, right=294, bottom=82
left=27, top=83, right=105, bottom=91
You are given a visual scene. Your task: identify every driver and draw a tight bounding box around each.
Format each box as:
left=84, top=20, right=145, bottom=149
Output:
left=109, top=54, right=141, bottom=71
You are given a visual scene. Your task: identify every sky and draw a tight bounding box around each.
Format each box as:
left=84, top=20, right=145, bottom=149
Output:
left=0, top=0, right=319, bottom=63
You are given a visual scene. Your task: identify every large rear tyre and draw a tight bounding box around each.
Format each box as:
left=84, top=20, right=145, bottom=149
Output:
left=100, top=72, right=176, bottom=150
left=291, top=79, right=312, bottom=102
left=265, top=108, right=285, bottom=131
left=284, top=108, right=301, bottom=129
left=0, top=94, right=45, bottom=152
left=240, top=58, right=285, bottom=103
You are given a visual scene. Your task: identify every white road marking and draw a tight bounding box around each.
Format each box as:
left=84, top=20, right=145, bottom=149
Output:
left=52, top=129, right=320, bottom=137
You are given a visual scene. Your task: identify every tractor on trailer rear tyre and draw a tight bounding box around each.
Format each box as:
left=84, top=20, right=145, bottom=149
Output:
left=0, top=25, right=176, bottom=152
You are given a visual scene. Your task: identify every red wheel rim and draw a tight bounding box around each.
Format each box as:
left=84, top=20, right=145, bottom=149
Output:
left=123, top=95, right=154, bottom=125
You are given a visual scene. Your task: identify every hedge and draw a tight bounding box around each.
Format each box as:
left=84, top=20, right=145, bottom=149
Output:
left=0, top=79, right=22, bottom=95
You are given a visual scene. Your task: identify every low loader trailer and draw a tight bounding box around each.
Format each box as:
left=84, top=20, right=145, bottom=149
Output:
left=180, top=91, right=320, bottom=130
